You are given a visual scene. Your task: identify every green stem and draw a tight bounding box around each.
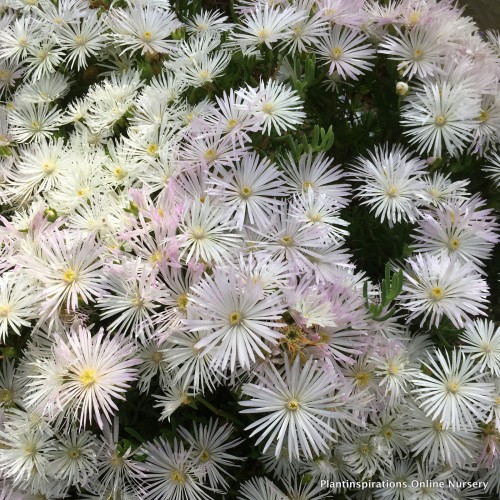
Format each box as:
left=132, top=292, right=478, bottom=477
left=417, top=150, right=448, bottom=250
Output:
left=197, top=396, right=244, bottom=427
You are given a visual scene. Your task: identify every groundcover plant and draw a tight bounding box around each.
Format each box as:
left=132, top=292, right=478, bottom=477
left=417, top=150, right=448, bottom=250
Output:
left=1, top=0, right=500, bottom=498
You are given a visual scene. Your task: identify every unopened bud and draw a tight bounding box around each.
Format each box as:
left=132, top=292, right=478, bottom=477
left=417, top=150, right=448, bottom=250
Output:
left=396, top=82, right=409, bottom=96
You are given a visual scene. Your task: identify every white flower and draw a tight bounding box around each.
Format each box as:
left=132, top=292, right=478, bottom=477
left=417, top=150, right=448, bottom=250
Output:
left=22, top=230, right=106, bottom=319
left=8, top=103, right=63, bottom=143
left=230, top=3, right=306, bottom=50
left=399, top=252, right=489, bottom=328
left=142, top=437, right=211, bottom=500
left=280, top=151, right=350, bottom=205
left=350, top=144, right=427, bottom=224
left=404, top=405, right=479, bottom=466
left=483, top=149, right=500, bottom=187
left=412, top=349, right=495, bottom=431
left=313, top=25, right=375, bottom=79
left=56, top=12, right=108, bottom=70
left=185, top=268, right=285, bottom=372
left=240, top=355, right=341, bottom=460
left=237, top=79, right=305, bottom=135
left=207, top=152, right=287, bottom=230
left=378, top=26, right=443, bottom=80
left=49, top=428, right=98, bottom=488
left=54, top=326, right=140, bottom=429
left=238, top=477, right=286, bottom=500
left=177, top=199, right=243, bottom=265
left=108, top=4, right=182, bottom=55
left=177, top=419, right=242, bottom=490
left=401, top=82, right=480, bottom=157
left=0, top=272, right=37, bottom=341
left=412, top=195, right=500, bottom=267
left=460, top=319, right=500, bottom=377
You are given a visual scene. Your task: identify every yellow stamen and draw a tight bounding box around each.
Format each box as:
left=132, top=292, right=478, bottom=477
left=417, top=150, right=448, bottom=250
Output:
left=287, top=399, right=299, bottom=411
left=79, top=368, right=97, bottom=387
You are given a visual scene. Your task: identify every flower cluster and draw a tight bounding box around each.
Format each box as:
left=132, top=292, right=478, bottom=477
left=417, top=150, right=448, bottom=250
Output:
left=0, top=0, right=500, bottom=498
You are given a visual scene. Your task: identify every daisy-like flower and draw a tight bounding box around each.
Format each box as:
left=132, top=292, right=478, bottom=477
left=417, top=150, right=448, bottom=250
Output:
left=186, top=9, right=233, bottom=35
left=0, top=272, right=37, bottom=342
left=108, top=4, right=182, bottom=55
left=412, top=349, right=495, bottom=431
left=460, top=319, right=500, bottom=377
left=282, top=1, right=328, bottom=56
left=238, top=477, right=286, bottom=500
left=350, top=144, right=427, bottom=224
left=412, top=196, right=500, bottom=267
left=177, top=419, right=242, bottom=490
left=54, top=326, right=140, bottom=429
left=7, top=103, right=63, bottom=143
left=483, top=149, right=500, bottom=188
left=49, top=428, right=98, bottom=488
left=56, top=12, right=108, bottom=70
left=280, top=151, right=351, bottom=205
left=399, top=252, right=489, bottom=328
left=230, top=3, right=306, bottom=50
left=97, top=259, right=171, bottom=339
left=240, top=355, right=341, bottom=460
left=166, top=330, right=221, bottom=394
left=401, top=82, right=480, bottom=157
left=237, top=79, right=305, bottom=135
left=313, top=25, right=376, bottom=79
left=378, top=26, right=443, bottom=79
left=404, top=405, right=479, bottom=466
left=141, top=437, right=210, bottom=500
left=185, top=268, right=285, bottom=371
left=419, top=172, right=470, bottom=208
left=0, top=421, right=54, bottom=492
left=177, top=199, right=243, bottom=265
left=23, top=230, right=106, bottom=318
left=207, top=152, right=287, bottom=229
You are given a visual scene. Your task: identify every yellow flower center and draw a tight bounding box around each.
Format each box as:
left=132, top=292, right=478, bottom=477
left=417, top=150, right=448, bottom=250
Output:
left=31, top=120, right=41, bottom=130
left=257, top=28, right=269, bottom=41
left=63, top=269, right=77, bottom=284
left=149, top=251, right=163, bottom=265
left=409, top=11, right=421, bottom=25
left=199, top=70, right=209, bottom=81
left=435, top=115, right=446, bottom=126
left=171, top=470, right=186, bottom=484
left=142, top=31, right=153, bottom=42
left=151, top=351, right=163, bottom=364
left=446, top=382, right=459, bottom=394
left=0, top=304, right=11, bottom=318
left=433, top=420, right=443, bottom=431
left=0, top=388, right=13, bottom=403
left=359, top=444, right=370, bottom=454
left=281, top=235, right=294, bottom=247
left=355, top=371, right=371, bottom=387
left=331, top=47, right=343, bottom=60
left=76, top=187, right=89, bottom=197
left=448, top=238, right=459, bottom=250
left=146, top=143, right=158, bottom=155
left=68, top=447, right=81, bottom=459
left=239, top=186, right=252, bottom=198
left=303, top=181, right=313, bottom=189
left=287, top=399, right=300, bottom=411
left=229, top=312, right=242, bottom=325
left=227, top=118, right=238, bottom=130
left=79, top=368, right=97, bottom=387
left=204, top=148, right=218, bottom=162
left=414, top=49, right=424, bottom=59
left=177, top=294, right=188, bottom=312
left=114, top=167, right=126, bottom=180
left=387, top=363, right=399, bottom=375
left=200, top=450, right=210, bottom=462
left=479, top=109, right=489, bottom=122
left=430, top=286, right=443, bottom=300
left=262, top=103, right=275, bottom=115
left=42, top=161, right=56, bottom=173
left=387, top=185, right=398, bottom=197
left=190, top=227, right=206, bottom=240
